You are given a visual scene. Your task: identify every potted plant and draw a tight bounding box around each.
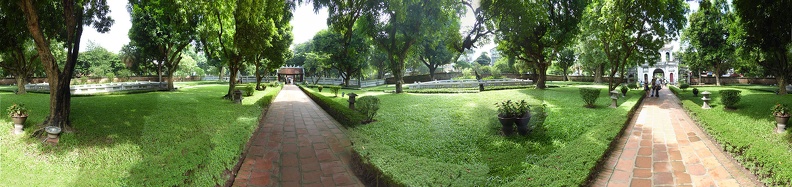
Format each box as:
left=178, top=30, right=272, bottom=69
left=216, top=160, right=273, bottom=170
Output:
left=495, top=100, right=516, bottom=135
left=7, top=103, right=29, bottom=135
left=692, top=87, right=699, bottom=97
left=771, top=103, right=790, bottom=133
left=514, top=100, right=532, bottom=135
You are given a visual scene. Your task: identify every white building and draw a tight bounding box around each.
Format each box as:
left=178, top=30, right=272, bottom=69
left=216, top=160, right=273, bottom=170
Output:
left=633, top=43, right=682, bottom=85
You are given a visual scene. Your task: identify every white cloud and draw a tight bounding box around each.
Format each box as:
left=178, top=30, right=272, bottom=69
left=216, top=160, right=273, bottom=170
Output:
left=79, top=0, right=131, bottom=53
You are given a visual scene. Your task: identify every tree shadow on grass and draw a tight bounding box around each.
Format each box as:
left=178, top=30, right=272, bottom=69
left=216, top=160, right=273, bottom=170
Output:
left=17, top=85, right=263, bottom=186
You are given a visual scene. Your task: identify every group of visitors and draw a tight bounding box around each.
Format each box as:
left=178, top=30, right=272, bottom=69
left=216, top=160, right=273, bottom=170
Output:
left=641, top=78, right=665, bottom=97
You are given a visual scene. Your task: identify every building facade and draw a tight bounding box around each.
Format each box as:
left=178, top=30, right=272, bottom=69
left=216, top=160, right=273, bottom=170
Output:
left=633, top=43, right=683, bottom=85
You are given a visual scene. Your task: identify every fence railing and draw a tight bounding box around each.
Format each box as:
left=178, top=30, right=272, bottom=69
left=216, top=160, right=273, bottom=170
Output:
left=304, top=77, right=385, bottom=88
left=203, top=76, right=278, bottom=83
left=407, top=79, right=533, bottom=89
left=25, top=81, right=168, bottom=95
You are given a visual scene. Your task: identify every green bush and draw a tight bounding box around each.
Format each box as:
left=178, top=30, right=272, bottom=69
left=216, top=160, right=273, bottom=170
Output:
left=404, top=89, right=479, bottom=94
left=679, top=83, right=689, bottom=90
left=318, top=85, right=324, bottom=92
left=80, top=76, right=89, bottom=85
left=620, top=85, right=628, bottom=94
left=628, top=83, right=639, bottom=90
left=105, top=73, right=115, bottom=83
left=579, top=88, right=600, bottom=108
left=244, top=84, right=255, bottom=96
left=329, top=86, right=341, bottom=97
left=356, top=96, right=380, bottom=123
left=719, top=89, right=742, bottom=109
left=298, top=86, right=365, bottom=127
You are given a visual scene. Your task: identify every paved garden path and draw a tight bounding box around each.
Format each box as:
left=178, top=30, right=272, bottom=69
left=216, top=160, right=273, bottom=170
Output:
left=233, top=85, right=363, bottom=187
left=593, top=87, right=760, bottom=187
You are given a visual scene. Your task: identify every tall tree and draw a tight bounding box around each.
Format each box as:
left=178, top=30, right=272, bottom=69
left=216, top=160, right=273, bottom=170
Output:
left=0, top=1, right=39, bottom=94
left=483, top=0, right=587, bottom=89
left=582, top=0, right=687, bottom=91
left=14, top=0, right=113, bottom=130
left=575, top=35, right=608, bottom=83
left=733, top=0, right=792, bottom=94
left=474, top=52, right=491, bottom=66
left=253, top=1, right=294, bottom=89
left=417, top=17, right=459, bottom=80
left=129, top=0, right=199, bottom=90
left=361, top=0, right=458, bottom=93
left=681, top=0, right=734, bottom=86
left=556, top=48, right=575, bottom=81
left=311, top=29, right=369, bottom=86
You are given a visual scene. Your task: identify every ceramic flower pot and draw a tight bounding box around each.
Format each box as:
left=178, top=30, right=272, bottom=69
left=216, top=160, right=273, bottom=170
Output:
left=498, top=116, right=516, bottom=135
left=775, top=115, right=790, bottom=133
left=515, top=112, right=532, bottom=136
left=11, top=116, right=27, bottom=125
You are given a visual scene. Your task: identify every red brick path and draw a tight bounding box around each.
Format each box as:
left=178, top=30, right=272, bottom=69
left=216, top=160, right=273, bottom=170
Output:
left=592, top=87, right=760, bottom=187
left=233, top=85, right=363, bottom=187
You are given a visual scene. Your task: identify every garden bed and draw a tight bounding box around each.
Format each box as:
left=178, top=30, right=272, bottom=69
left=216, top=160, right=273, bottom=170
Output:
left=0, top=84, right=281, bottom=186
left=301, top=85, right=644, bottom=186
left=670, top=86, right=792, bottom=186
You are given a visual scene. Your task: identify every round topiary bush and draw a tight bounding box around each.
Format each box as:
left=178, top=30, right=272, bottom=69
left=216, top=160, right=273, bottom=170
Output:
left=719, top=89, right=742, bottom=109
left=356, top=96, right=380, bottom=123
left=679, top=83, right=689, bottom=90
left=579, top=88, right=601, bottom=108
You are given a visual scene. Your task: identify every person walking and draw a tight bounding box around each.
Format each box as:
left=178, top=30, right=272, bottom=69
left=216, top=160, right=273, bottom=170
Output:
left=652, top=77, right=662, bottom=97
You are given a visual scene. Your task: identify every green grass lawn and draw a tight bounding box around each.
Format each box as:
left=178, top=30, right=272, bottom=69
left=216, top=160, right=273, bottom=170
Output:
left=671, top=86, right=792, bottom=186
left=304, top=85, right=643, bottom=186
left=0, top=84, right=281, bottom=186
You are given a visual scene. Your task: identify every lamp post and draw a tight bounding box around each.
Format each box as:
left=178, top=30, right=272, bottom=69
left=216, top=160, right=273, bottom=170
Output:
left=701, top=91, right=712, bottom=109
left=610, top=90, right=620, bottom=108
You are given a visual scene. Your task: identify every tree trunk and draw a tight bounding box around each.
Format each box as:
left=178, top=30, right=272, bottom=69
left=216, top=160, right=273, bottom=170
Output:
left=218, top=66, right=224, bottom=81
left=15, top=77, right=27, bottom=94
left=594, top=64, right=603, bottom=83
left=562, top=69, right=569, bottom=81
left=428, top=66, right=437, bottom=80
left=255, top=63, right=263, bottom=90
left=715, top=64, right=721, bottom=86
left=166, top=70, right=175, bottom=90
left=157, top=63, right=163, bottom=82
left=778, top=76, right=788, bottom=95
left=226, top=58, right=241, bottom=98
left=535, top=63, right=549, bottom=89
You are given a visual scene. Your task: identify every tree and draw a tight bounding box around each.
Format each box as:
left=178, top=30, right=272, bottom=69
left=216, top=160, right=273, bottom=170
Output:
left=129, top=0, right=199, bottom=90
left=253, top=5, right=293, bottom=90
left=581, top=0, right=687, bottom=91
left=360, top=0, right=459, bottom=93
left=14, top=0, right=113, bottom=130
left=733, top=0, right=792, bottom=94
left=483, top=0, right=588, bottom=89
left=575, top=35, right=608, bottom=83
left=556, top=48, right=575, bottom=81
left=198, top=0, right=290, bottom=98
left=77, top=41, right=123, bottom=77
left=417, top=17, right=459, bottom=80
left=0, top=1, right=39, bottom=94
left=311, top=29, right=369, bottom=86
left=474, top=52, right=490, bottom=66
left=681, top=0, right=734, bottom=86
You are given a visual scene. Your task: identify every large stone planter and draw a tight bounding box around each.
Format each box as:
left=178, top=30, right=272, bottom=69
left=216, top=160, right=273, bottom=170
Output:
left=515, top=113, right=532, bottom=136
left=11, top=116, right=27, bottom=135
left=498, top=116, right=516, bottom=136
left=775, top=115, right=790, bottom=133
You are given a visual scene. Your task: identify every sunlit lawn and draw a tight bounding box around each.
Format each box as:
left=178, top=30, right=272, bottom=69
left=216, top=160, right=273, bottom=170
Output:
left=305, top=84, right=643, bottom=186
left=0, top=84, right=280, bottom=186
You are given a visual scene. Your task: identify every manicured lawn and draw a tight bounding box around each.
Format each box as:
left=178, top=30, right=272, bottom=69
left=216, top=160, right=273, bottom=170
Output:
left=671, top=86, right=792, bottom=186
left=0, top=84, right=280, bottom=186
left=304, top=85, right=643, bottom=186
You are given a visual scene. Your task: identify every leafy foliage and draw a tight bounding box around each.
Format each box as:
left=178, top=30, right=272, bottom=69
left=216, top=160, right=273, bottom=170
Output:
left=771, top=103, right=790, bottom=117
left=356, top=96, right=380, bottom=122
left=579, top=88, right=601, bottom=108
left=6, top=103, right=29, bottom=117
left=680, top=0, right=734, bottom=86
left=733, top=0, right=792, bottom=94
left=328, top=85, right=341, bottom=97
left=299, top=85, right=365, bottom=127
left=679, top=83, right=689, bottom=90
left=719, top=89, right=742, bottom=109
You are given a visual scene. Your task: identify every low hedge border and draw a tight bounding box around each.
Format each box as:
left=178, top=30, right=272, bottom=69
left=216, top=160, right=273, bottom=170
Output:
left=225, top=85, right=282, bottom=186
left=669, top=86, right=792, bottom=186
left=298, top=85, right=366, bottom=127
left=583, top=91, right=647, bottom=185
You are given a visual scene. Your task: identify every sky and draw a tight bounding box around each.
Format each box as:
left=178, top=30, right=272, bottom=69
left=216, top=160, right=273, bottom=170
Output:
left=81, top=1, right=496, bottom=57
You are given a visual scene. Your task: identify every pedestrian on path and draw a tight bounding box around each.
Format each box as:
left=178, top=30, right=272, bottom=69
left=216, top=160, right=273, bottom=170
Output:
left=652, top=78, right=662, bottom=97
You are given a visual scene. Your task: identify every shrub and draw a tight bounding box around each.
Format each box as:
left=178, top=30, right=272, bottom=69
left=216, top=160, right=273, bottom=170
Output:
left=329, top=86, right=341, bottom=97
left=105, top=72, right=115, bottom=83
left=244, top=84, right=255, bottom=96
left=628, top=83, right=639, bottom=90
left=356, top=96, right=380, bottom=123
left=80, top=76, right=89, bottom=85
left=719, top=89, right=742, bottom=109
left=771, top=103, right=790, bottom=116
left=620, top=85, right=628, bottom=94
left=579, top=88, right=601, bottom=108
left=7, top=103, right=29, bottom=117
left=679, top=83, right=689, bottom=90
left=404, top=89, right=479, bottom=94
left=318, top=85, right=324, bottom=92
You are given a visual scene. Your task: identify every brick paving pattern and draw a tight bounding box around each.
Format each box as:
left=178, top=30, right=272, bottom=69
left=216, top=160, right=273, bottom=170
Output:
left=233, top=85, right=363, bottom=187
left=593, top=87, right=760, bottom=187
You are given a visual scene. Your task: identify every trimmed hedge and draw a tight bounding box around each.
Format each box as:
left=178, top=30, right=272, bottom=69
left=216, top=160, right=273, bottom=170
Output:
left=719, top=89, right=742, bottom=109
left=298, top=85, right=365, bottom=127
left=579, top=88, right=601, bottom=108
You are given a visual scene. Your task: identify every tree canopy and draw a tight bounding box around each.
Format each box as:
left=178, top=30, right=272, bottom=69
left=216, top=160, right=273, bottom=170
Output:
left=733, top=0, right=792, bottom=94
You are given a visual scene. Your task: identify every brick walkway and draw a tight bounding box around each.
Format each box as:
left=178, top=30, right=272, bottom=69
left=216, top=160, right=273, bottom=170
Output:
left=233, top=85, right=363, bottom=187
left=592, top=87, right=760, bottom=187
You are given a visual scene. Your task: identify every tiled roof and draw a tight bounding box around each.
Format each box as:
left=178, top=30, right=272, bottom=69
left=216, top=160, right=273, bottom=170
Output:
left=278, top=67, right=303, bottom=74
